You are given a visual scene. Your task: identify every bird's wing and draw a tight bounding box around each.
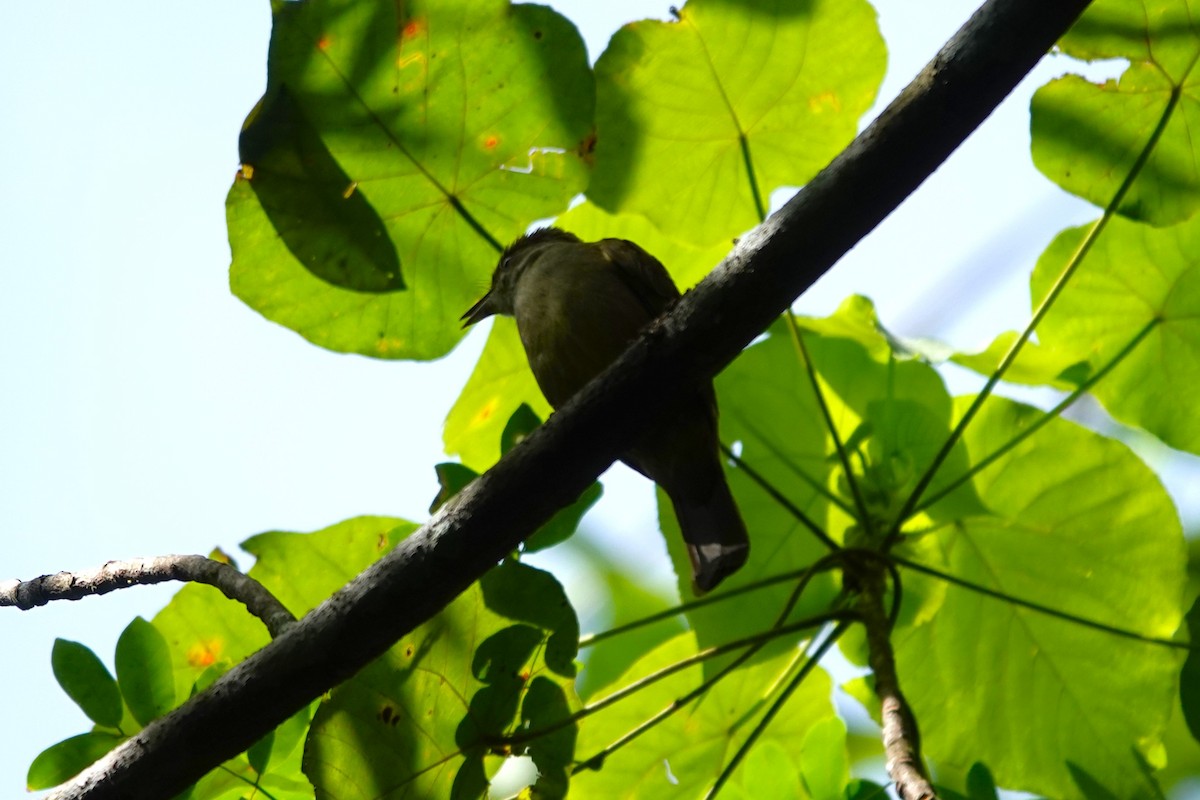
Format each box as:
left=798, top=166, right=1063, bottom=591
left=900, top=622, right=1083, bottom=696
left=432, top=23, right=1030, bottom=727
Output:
left=597, top=238, right=682, bottom=319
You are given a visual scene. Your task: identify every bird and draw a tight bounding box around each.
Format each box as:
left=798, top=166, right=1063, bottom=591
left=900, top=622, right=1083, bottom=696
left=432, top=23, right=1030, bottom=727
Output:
left=461, top=227, right=749, bottom=593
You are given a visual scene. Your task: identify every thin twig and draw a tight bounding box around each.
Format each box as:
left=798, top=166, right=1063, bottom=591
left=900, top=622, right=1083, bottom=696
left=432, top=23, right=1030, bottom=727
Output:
left=1, top=555, right=295, bottom=638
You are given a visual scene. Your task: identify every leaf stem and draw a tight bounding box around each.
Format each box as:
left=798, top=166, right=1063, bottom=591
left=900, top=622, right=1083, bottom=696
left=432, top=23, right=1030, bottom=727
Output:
left=725, top=424, right=856, bottom=517
left=581, top=555, right=845, bottom=648
left=513, top=609, right=851, bottom=750
left=892, top=554, right=1192, bottom=651
left=786, top=314, right=876, bottom=538
left=740, top=133, right=768, bottom=223
left=916, top=317, right=1160, bottom=511
left=883, top=78, right=1183, bottom=549
left=720, top=443, right=842, bottom=549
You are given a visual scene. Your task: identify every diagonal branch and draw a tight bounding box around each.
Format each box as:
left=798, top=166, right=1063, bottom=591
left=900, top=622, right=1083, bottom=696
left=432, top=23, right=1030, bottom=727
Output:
left=49, top=1, right=1093, bottom=796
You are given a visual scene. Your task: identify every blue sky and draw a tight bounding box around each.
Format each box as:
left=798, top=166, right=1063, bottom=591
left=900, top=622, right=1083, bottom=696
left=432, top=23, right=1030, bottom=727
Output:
left=1, top=0, right=1172, bottom=794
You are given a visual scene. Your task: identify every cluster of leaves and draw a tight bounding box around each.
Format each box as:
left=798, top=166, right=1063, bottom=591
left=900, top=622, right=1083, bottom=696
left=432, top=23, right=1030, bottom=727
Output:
left=32, top=0, right=1200, bottom=797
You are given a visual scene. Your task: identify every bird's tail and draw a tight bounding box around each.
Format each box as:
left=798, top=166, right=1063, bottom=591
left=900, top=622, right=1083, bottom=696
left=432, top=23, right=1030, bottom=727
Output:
left=671, top=473, right=749, bottom=595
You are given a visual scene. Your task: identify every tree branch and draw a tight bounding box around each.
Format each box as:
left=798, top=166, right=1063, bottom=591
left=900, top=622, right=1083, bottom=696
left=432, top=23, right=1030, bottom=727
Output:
left=857, top=567, right=936, bottom=800
left=1, top=555, right=295, bottom=638
left=49, top=1, right=1092, bottom=796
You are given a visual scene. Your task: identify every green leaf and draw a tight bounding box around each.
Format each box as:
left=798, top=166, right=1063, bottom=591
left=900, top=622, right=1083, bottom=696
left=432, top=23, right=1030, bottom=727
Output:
left=1181, top=597, right=1200, bottom=745
left=590, top=0, right=885, bottom=244
left=305, top=559, right=580, bottom=799
left=51, top=639, right=123, bottom=729
left=229, top=0, right=594, bottom=360
left=735, top=740, right=806, bottom=799
left=114, top=617, right=176, bottom=726
left=1032, top=217, right=1200, bottom=453
left=501, top=402, right=543, bottom=455
left=570, top=632, right=840, bottom=797
left=445, top=317, right=552, bottom=470
left=950, top=329, right=1089, bottom=389
left=239, top=86, right=403, bottom=293
left=430, top=461, right=480, bottom=513
left=27, top=732, right=124, bottom=791
left=524, top=481, right=603, bottom=553
left=843, top=780, right=890, bottom=799
left=574, top=535, right=687, bottom=701
left=1032, top=1, right=1200, bottom=225
left=893, top=396, right=1186, bottom=799
left=966, top=762, right=1000, bottom=800
left=799, top=717, right=849, bottom=800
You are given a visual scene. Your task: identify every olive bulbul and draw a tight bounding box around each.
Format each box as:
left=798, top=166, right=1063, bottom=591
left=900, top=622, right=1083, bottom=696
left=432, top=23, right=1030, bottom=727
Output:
left=461, top=227, right=749, bottom=593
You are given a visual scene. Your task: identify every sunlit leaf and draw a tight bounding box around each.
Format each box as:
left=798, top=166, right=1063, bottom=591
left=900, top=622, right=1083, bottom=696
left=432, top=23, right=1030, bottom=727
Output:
left=571, top=632, right=840, bottom=797
left=1033, top=0, right=1200, bottom=225
left=799, top=716, right=849, bottom=800
left=894, top=396, right=1186, bottom=798
left=950, top=330, right=1088, bottom=389
left=590, top=0, right=885, bottom=244
left=229, top=0, right=593, bottom=359
left=1032, top=217, right=1200, bottom=453
left=575, top=533, right=687, bottom=701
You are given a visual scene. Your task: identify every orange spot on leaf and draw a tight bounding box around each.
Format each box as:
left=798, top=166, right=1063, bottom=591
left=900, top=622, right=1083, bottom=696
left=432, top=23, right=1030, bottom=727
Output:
left=477, top=398, right=499, bottom=422
left=402, top=19, right=425, bottom=39
left=187, top=639, right=223, bottom=668
left=316, top=34, right=332, bottom=51
left=483, top=134, right=500, bottom=150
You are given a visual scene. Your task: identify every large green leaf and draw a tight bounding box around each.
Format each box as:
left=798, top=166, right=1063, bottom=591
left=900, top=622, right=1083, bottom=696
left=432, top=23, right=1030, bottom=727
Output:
left=1032, top=0, right=1200, bottom=225
left=589, top=0, right=884, bottom=245
left=894, top=396, right=1186, bottom=799
left=304, top=559, right=579, bottom=799
left=1032, top=216, right=1200, bottom=454
left=229, top=0, right=593, bottom=359
left=570, top=632, right=843, bottom=798
left=669, top=305, right=980, bottom=653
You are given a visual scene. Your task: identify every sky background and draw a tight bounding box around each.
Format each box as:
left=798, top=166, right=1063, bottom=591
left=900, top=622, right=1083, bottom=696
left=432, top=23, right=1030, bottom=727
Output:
left=2, top=0, right=1195, bottom=795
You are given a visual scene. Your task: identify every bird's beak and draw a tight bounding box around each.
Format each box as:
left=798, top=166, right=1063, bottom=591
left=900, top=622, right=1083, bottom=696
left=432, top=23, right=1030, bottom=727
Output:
left=461, top=291, right=497, bottom=328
